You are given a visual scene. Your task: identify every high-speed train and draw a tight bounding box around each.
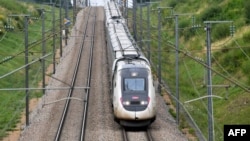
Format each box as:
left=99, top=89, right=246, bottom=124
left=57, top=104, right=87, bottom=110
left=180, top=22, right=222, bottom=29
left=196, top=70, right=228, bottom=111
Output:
left=105, top=1, right=156, bottom=127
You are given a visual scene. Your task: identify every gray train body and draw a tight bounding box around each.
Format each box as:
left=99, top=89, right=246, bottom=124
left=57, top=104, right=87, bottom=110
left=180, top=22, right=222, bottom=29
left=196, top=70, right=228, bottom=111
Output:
left=105, top=1, right=156, bottom=127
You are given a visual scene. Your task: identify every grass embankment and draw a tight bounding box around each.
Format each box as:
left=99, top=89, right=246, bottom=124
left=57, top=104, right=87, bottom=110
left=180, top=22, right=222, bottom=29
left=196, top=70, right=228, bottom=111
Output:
left=0, top=0, right=63, bottom=139
left=136, top=0, right=250, bottom=140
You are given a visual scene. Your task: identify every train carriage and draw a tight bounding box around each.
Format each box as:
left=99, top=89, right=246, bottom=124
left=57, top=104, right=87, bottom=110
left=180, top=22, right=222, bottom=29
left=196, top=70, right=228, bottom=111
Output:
left=105, top=0, right=156, bottom=127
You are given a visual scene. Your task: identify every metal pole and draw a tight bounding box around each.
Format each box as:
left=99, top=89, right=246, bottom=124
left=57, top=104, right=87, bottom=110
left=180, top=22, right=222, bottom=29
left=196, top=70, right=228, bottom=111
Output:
left=24, top=16, right=29, bottom=126
left=52, top=4, right=56, bottom=74
left=204, top=20, right=232, bottom=141
left=73, top=0, right=76, bottom=24
left=147, top=3, right=150, bottom=62
left=145, top=2, right=161, bottom=62
left=157, top=8, right=161, bottom=94
left=41, top=9, right=46, bottom=95
left=133, top=0, right=137, bottom=41
left=65, top=0, right=68, bottom=46
left=123, top=0, right=126, bottom=17
left=133, top=0, right=135, bottom=38
left=156, top=6, right=173, bottom=94
left=206, top=23, right=214, bottom=141
left=192, top=15, right=195, bottom=33
left=126, top=0, right=128, bottom=27
left=59, top=0, right=62, bottom=57
left=175, top=15, right=179, bottom=125
left=139, top=0, right=143, bottom=49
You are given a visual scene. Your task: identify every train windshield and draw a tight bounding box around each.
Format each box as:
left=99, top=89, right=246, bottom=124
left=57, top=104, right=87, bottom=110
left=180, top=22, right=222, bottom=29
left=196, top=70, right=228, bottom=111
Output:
left=124, top=78, right=145, bottom=91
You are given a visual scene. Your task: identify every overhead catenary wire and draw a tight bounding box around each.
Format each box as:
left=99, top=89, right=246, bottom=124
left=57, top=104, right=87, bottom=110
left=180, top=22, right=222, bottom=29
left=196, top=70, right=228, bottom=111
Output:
left=0, top=53, right=52, bottom=79
left=167, top=41, right=250, bottom=92
left=182, top=59, right=209, bottom=106
left=233, top=38, right=250, bottom=60
left=134, top=12, right=250, bottom=92
left=0, top=31, right=59, bottom=64
left=127, top=2, right=250, bottom=141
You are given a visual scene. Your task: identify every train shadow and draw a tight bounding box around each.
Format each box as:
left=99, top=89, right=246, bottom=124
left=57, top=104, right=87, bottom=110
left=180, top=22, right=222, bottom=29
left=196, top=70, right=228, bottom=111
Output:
left=123, top=126, right=148, bottom=132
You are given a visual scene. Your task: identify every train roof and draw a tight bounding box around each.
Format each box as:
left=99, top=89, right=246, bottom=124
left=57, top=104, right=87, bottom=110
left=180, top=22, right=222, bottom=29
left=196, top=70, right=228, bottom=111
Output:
left=105, top=1, right=122, bottom=20
left=111, top=55, right=151, bottom=73
left=106, top=1, right=141, bottom=59
left=116, top=60, right=151, bottom=71
left=106, top=1, right=151, bottom=72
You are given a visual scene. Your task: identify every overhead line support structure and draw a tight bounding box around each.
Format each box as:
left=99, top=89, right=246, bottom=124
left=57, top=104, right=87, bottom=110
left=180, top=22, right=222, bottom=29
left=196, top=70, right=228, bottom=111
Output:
left=172, top=12, right=194, bottom=125
left=144, top=1, right=160, bottom=62
left=8, top=14, right=30, bottom=126
left=204, top=20, right=233, bottom=141
left=156, top=6, right=173, bottom=97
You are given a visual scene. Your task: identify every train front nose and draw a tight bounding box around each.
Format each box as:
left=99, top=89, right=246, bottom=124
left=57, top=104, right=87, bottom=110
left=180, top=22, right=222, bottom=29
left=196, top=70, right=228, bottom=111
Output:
left=121, top=95, right=150, bottom=112
left=119, top=96, right=153, bottom=127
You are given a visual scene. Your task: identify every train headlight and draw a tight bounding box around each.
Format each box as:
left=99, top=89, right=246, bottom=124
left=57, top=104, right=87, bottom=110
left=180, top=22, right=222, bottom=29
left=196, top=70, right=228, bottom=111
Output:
left=140, top=101, right=148, bottom=105
left=140, top=97, right=150, bottom=105
left=122, top=101, right=130, bottom=105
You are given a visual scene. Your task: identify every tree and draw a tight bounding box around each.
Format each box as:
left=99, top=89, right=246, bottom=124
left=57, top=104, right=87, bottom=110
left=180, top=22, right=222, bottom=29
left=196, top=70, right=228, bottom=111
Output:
left=244, top=0, right=250, bottom=24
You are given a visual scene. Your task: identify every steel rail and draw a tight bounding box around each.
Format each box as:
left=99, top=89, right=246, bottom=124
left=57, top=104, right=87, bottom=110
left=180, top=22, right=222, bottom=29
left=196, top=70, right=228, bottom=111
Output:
left=121, top=128, right=154, bottom=141
left=54, top=7, right=93, bottom=141
left=79, top=7, right=97, bottom=141
left=146, top=129, right=154, bottom=141
left=122, top=128, right=129, bottom=141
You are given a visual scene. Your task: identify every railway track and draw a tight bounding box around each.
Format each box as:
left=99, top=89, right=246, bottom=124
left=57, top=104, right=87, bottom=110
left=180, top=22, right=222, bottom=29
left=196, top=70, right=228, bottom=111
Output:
left=122, top=128, right=154, bottom=141
left=18, top=5, right=188, bottom=141
left=80, top=7, right=97, bottom=141
left=54, top=7, right=97, bottom=141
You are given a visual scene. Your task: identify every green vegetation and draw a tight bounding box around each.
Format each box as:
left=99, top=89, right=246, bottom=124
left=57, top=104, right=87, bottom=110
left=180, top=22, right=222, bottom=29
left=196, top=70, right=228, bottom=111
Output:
left=1, top=0, right=250, bottom=140
left=0, top=0, right=68, bottom=139
left=134, top=0, right=250, bottom=140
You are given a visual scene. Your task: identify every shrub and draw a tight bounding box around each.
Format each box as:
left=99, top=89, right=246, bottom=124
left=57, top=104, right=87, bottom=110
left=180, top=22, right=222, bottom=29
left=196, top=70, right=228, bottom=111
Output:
left=242, top=60, right=250, bottom=75
left=0, top=15, right=6, bottom=29
left=0, top=0, right=27, bottom=13
left=0, top=15, right=5, bottom=21
left=242, top=61, right=250, bottom=85
left=178, top=19, right=196, bottom=41
left=242, top=31, right=250, bottom=43
left=200, top=5, right=222, bottom=21
left=212, top=24, right=230, bottom=41
left=222, top=0, right=243, bottom=20
left=221, top=50, right=242, bottom=73
left=244, top=0, right=250, bottom=24
left=168, top=0, right=178, bottom=8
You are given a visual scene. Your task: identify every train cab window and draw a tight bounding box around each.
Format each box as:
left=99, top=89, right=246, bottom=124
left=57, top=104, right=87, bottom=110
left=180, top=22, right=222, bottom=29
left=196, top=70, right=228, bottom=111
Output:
left=124, top=78, right=145, bottom=91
